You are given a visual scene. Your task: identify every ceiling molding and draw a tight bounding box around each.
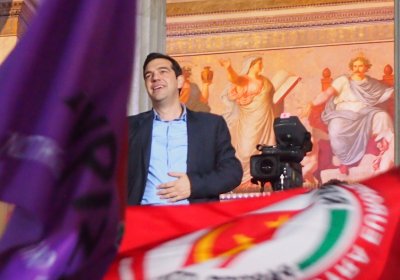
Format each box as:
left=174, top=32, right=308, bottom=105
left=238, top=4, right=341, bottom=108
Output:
left=166, top=0, right=392, bottom=16
left=166, top=0, right=394, bottom=55
left=167, top=6, right=393, bottom=38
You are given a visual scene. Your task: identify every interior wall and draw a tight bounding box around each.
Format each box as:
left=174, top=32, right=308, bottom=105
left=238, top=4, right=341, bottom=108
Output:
left=166, top=0, right=396, bottom=192
left=0, top=36, right=17, bottom=63
left=0, top=0, right=22, bottom=64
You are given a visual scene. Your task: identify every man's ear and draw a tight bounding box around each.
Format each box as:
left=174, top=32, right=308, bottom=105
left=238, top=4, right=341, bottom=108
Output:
left=177, top=75, right=184, bottom=89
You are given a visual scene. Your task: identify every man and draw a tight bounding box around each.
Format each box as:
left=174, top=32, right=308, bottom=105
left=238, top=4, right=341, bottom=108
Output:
left=311, top=55, right=394, bottom=175
left=127, top=53, right=243, bottom=205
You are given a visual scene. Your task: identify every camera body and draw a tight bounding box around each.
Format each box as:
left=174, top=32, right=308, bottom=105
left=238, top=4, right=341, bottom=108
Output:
left=250, top=115, right=312, bottom=191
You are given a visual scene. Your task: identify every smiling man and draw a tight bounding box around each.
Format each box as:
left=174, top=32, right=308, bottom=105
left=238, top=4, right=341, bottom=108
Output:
left=127, top=53, right=243, bottom=205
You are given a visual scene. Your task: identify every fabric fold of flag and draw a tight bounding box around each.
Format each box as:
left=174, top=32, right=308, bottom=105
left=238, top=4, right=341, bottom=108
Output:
left=0, top=0, right=135, bottom=279
left=106, top=168, right=400, bottom=280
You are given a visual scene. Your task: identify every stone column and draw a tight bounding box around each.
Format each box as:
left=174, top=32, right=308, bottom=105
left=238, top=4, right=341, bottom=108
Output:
left=127, top=0, right=166, bottom=116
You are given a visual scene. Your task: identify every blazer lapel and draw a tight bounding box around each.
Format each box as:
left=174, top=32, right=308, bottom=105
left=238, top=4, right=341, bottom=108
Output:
left=186, top=110, right=198, bottom=173
left=139, top=111, right=154, bottom=174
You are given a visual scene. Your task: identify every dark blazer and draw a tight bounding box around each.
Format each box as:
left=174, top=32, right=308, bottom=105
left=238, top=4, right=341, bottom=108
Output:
left=127, top=109, right=243, bottom=205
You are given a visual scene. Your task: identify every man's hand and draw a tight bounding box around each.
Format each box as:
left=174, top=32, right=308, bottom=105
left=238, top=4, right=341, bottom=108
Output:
left=157, top=172, right=191, bottom=202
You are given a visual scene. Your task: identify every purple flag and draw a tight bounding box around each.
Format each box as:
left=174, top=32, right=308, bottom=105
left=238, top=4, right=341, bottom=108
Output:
left=0, top=0, right=135, bottom=278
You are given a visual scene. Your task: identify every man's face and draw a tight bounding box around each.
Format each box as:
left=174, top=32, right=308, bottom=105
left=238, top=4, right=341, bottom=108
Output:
left=143, top=58, right=183, bottom=104
left=352, top=59, right=367, bottom=76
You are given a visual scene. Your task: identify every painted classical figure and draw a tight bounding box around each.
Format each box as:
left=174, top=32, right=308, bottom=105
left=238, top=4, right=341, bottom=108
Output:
left=219, top=57, right=278, bottom=187
left=310, top=55, right=394, bottom=175
left=179, top=66, right=211, bottom=112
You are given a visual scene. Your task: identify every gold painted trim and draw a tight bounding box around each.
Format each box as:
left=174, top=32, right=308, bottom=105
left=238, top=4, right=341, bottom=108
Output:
left=167, top=7, right=393, bottom=38
left=167, top=0, right=392, bottom=16
left=167, top=23, right=394, bottom=56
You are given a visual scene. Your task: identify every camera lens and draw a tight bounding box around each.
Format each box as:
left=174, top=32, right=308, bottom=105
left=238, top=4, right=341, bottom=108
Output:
left=259, top=159, right=275, bottom=174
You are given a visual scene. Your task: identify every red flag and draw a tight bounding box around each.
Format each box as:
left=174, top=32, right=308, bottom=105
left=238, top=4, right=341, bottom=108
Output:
left=106, top=168, right=400, bottom=280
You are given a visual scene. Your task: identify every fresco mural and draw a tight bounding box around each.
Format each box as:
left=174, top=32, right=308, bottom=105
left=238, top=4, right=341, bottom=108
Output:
left=174, top=42, right=395, bottom=192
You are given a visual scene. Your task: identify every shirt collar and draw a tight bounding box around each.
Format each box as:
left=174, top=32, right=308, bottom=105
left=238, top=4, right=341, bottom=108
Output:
left=153, top=104, right=187, bottom=122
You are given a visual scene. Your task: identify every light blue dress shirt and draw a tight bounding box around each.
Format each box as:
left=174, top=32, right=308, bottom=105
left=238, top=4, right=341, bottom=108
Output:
left=141, top=106, right=189, bottom=205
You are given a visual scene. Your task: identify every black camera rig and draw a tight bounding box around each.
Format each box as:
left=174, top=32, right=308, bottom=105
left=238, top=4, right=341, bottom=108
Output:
left=250, top=115, right=312, bottom=192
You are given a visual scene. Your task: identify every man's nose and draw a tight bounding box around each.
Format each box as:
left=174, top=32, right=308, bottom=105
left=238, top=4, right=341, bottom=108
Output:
left=152, top=71, right=161, bottom=81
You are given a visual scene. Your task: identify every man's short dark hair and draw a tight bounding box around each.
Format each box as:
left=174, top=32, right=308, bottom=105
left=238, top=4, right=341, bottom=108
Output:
left=143, top=52, right=182, bottom=78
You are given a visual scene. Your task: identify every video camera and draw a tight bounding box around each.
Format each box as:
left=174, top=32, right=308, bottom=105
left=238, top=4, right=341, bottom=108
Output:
left=250, top=114, right=312, bottom=191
